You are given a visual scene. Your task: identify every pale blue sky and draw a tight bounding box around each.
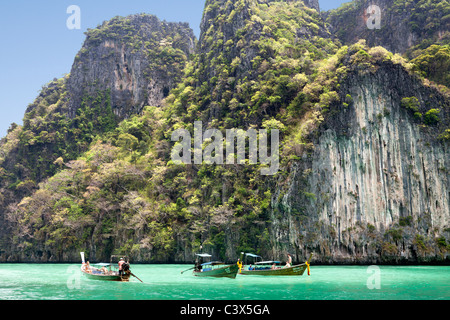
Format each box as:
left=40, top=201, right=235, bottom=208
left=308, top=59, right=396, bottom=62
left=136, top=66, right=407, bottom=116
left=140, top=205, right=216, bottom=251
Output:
left=0, top=0, right=349, bottom=137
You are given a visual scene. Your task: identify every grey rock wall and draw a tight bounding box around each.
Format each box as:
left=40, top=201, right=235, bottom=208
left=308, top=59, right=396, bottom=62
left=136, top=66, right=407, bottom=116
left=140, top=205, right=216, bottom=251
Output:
left=273, top=64, right=449, bottom=264
left=325, top=0, right=448, bottom=54
left=67, top=14, right=195, bottom=119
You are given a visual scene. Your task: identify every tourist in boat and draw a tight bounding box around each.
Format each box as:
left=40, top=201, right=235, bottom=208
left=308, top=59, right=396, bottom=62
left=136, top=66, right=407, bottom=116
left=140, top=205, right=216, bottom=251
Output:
left=100, top=266, right=108, bottom=274
left=84, top=261, right=92, bottom=273
left=284, top=254, right=292, bottom=268
left=118, top=258, right=125, bottom=276
left=194, top=258, right=202, bottom=272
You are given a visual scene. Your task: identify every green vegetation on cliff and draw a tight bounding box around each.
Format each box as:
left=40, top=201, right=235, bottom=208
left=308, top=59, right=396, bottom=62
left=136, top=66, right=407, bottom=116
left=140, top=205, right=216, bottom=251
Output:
left=0, top=0, right=449, bottom=263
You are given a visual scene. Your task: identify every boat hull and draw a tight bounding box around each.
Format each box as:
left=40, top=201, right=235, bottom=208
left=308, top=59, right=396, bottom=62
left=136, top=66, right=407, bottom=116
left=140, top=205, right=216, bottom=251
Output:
left=81, top=268, right=131, bottom=282
left=193, top=264, right=239, bottom=279
left=240, top=264, right=307, bottom=276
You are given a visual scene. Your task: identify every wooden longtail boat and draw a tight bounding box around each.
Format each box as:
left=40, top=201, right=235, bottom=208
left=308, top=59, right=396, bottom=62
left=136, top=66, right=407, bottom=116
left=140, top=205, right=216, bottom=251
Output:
left=191, top=254, right=239, bottom=279
left=80, top=252, right=131, bottom=282
left=239, top=253, right=313, bottom=276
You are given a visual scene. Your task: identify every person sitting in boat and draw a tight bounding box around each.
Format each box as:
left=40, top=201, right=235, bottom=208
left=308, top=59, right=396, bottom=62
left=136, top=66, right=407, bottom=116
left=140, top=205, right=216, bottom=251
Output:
left=195, top=260, right=202, bottom=272
left=284, top=254, right=292, bottom=268
left=100, top=266, right=108, bottom=274
left=288, top=254, right=292, bottom=265
left=84, top=261, right=92, bottom=273
left=248, top=264, right=253, bottom=271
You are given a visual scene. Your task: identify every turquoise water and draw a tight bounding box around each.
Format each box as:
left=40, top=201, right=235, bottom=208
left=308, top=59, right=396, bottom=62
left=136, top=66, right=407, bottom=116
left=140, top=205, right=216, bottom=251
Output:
left=0, top=264, right=448, bottom=300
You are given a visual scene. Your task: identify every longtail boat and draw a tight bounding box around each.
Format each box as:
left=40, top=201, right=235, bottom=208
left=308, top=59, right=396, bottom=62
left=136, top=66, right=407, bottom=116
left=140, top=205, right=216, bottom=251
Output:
left=239, top=252, right=313, bottom=276
left=80, top=252, right=132, bottom=282
left=190, top=253, right=239, bottom=279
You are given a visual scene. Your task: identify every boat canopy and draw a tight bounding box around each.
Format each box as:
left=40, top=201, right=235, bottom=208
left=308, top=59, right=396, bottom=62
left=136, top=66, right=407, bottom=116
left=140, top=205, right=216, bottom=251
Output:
left=196, top=253, right=212, bottom=258
left=245, top=253, right=262, bottom=258
left=91, top=263, right=112, bottom=267
left=255, top=261, right=281, bottom=265
left=201, top=261, right=224, bottom=266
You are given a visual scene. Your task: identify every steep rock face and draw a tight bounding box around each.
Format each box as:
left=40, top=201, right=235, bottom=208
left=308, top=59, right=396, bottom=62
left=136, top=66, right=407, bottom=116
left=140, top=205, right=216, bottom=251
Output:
left=302, top=0, right=319, bottom=12
left=193, top=0, right=329, bottom=125
left=1, top=0, right=448, bottom=264
left=326, top=0, right=450, bottom=54
left=198, top=0, right=324, bottom=79
left=67, top=14, right=195, bottom=119
left=258, top=0, right=319, bottom=11
left=274, top=63, right=449, bottom=264
left=0, top=14, right=196, bottom=262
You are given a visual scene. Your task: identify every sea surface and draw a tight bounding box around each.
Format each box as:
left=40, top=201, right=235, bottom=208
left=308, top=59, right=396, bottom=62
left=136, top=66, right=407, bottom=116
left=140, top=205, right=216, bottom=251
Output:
left=0, top=264, right=448, bottom=300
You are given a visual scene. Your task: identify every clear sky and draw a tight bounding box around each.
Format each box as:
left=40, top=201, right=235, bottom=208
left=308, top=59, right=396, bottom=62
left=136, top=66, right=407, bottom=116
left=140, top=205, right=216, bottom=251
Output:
left=0, top=0, right=349, bottom=138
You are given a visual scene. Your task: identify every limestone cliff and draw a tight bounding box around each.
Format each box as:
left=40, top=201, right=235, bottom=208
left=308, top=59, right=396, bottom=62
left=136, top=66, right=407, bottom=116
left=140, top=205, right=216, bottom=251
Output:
left=67, top=14, right=195, bottom=119
left=326, top=0, right=450, bottom=54
left=0, top=0, right=448, bottom=264
left=273, top=60, right=449, bottom=264
left=0, top=14, right=196, bottom=262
